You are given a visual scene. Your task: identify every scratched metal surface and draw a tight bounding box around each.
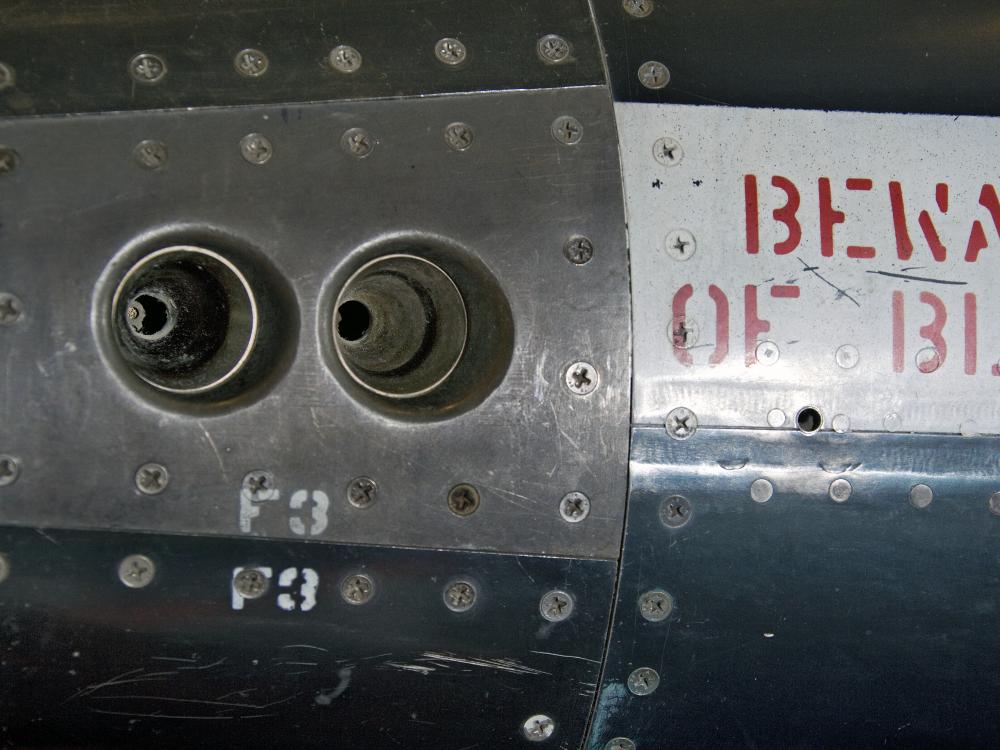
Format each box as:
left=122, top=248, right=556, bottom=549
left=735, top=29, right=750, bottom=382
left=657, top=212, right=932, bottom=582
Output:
left=0, top=0, right=604, bottom=116
left=0, top=526, right=614, bottom=748
left=0, top=86, right=630, bottom=559
left=592, top=0, right=1000, bottom=116
left=586, top=427, right=1000, bottom=749
left=621, top=102, right=1000, bottom=435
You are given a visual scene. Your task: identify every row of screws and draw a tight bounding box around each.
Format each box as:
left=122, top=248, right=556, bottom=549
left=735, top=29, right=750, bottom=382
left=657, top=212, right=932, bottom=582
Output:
left=118, top=34, right=574, bottom=88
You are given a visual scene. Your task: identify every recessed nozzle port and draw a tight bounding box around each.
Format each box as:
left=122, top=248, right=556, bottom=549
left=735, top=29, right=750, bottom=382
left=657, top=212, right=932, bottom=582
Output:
left=111, top=245, right=257, bottom=395
left=333, top=254, right=468, bottom=399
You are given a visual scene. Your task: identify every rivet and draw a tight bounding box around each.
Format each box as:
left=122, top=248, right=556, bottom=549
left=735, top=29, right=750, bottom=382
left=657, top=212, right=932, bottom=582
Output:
left=988, top=492, right=1000, bottom=516
left=909, top=484, right=933, bottom=509
left=829, top=478, right=853, bottom=503
left=233, top=568, right=270, bottom=599
left=835, top=344, right=859, bottom=369
left=750, top=478, right=773, bottom=503
left=766, top=408, right=786, bottom=428
left=755, top=340, right=780, bottom=365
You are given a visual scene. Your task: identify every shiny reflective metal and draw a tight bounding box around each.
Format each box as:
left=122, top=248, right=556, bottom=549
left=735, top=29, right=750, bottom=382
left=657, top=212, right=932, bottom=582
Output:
left=233, top=567, right=269, bottom=599
left=627, top=667, right=660, bottom=696
left=551, top=115, right=583, bottom=144
left=666, top=406, right=697, bottom=440
left=134, top=463, right=169, bottom=495
left=444, top=122, right=474, bottom=151
left=340, top=126, right=375, bottom=158
left=347, top=476, right=378, bottom=508
left=538, top=34, right=572, bottom=64
left=540, top=589, right=574, bottom=622
left=755, top=340, right=780, bottom=366
left=637, top=60, right=670, bottom=89
left=564, top=235, right=595, bottom=265
left=132, top=139, right=167, bottom=170
left=0, top=62, right=15, bottom=91
left=117, top=553, right=155, bottom=588
left=0, top=456, right=15, bottom=488
left=329, top=44, right=362, bottom=73
left=448, top=484, right=481, bottom=517
left=559, top=492, right=591, bottom=523
left=434, top=37, right=468, bottom=66
left=341, top=572, right=375, bottom=605
left=128, top=53, right=166, bottom=84
left=623, top=0, right=655, bottom=18
left=443, top=580, right=477, bottom=612
left=909, top=483, right=933, bottom=509
left=523, top=714, right=556, bottom=742
left=750, top=478, right=773, bottom=503
left=0, top=293, right=23, bottom=324
left=239, top=133, right=273, bottom=165
left=605, top=739, right=637, bottom=750
left=638, top=589, right=673, bottom=622
left=565, top=361, right=599, bottom=396
left=664, top=228, right=696, bottom=261
left=0, top=552, right=8, bottom=584
left=990, top=492, right=1000, bottom=516
left=234, top=48, right=269, bottom=77
left=659, top=494, right=692, bottom=527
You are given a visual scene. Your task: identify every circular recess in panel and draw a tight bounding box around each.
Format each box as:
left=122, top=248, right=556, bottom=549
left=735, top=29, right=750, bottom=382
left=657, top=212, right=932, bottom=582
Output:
left=321, top=235, right=514, bottom=421
left=96, top=229, right=298, bottom=413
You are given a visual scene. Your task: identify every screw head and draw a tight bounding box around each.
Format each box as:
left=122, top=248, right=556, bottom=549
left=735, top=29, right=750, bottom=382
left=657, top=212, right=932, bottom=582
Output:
left=522, top=714, right=556, bottom=742
left=444, top=122, right=475, bottom=151
left=652, top=136, right=683, bottom=166
left=329, top=44, right=362, bottom=73
left=750, top=478, right=774, bottom=504
left=234, top=48, right=269, bottom=77
left=444, top=580, right=477, bottom=612
left=831, top=413, right=851, bottom=433
left=128, top=53, right=167, bottom=84
left=539, top=589, right=574, bottom=622
left=565, top=361, right=599, bottom=396
left=118, top=554, right=156, bottom=588
left=0, top=293, right=24, bottom=325
left=989, top=492, right=1000, bottom=516
left=836, top=344, right=860, bottom=369
left=0, top=62, right=16, bottom=91
left=669, top=317, right=699, bottom=350
left=233, top=568, right=270, bottom=599
left=135, top=463, right=169, bottom=495
left=551, top=115, right=583, bottom=145
left=627, top=666, right=660, bottom=696
left=132, top=140, right=168, bottom=170
left=755, top=340, right=780, bottom=365
left=909, top=483, right=933, bottom=509
left=243, top=470, right=275, bottom=499
left=341, top=127, right=375, bottom=158
left=0, top=553, right=9, bottom=584
left=829, top=478, right=853, bottom=503
left=638, top=60, right=670, bottom=90
left=666, top=406, right=697, bottom=440
left=0, top=146, right=19, bottom=175
left=605, top=740, right=636, bottom=750
left=623, top=0, right=655, bottom=18
left=434, top=37, right=467, bottom=65
left=341, top=573, right=375, bottom=605
left=239, top=133, right=273, bottom=165
left=347, top=476, right=378, bottom=508
left=660, top=495, right=693, bottom=528
left=638, top=589, right=673, bottom=622
left=664, top=229, right=697, bottom=260
left=0, top=455, right=20, bottom=487
left=559, top=492, right=591, bottom=523
left=537, top=34, right=572, bottom=64
left=564, top=235, right=594, bottom=265
left=448, top=483, right=481, bottom=517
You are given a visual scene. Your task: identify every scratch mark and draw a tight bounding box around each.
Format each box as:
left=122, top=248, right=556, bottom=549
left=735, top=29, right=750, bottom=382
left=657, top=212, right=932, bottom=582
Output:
left=198, top=421, right=228, bottom=481
left=867, top=269, right=967, bottom=286
left=385, top=662, right=435, bottom=675
left=91, top=709, right=233, bottom=720
left=515, top=558, right=536, bottom=585
left=89, top=695, right=298, bottom=710
left=151, top=656, right=198, bottom=664
left=34, top=528, right=62, bottom=546
left=529, top=650, right=601, bottom=665
left=178, top=657, right=227, bottom=671
left=281, top=644, right=329, bottom=652
left=798, top=259, right=861, bottom=307
left=418, top=652, right=551, bottom=676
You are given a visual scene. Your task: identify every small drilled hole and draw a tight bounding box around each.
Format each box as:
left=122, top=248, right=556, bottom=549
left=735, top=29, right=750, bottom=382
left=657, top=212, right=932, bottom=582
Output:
left=337, top=300, right=371, bottom=342
left=797, top=406, right=822, bottom=434
left=129, top=294, right=170, bottom=336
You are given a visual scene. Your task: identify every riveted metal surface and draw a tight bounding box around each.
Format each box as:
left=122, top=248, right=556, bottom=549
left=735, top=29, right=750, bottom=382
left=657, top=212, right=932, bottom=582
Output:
left=622, top=102, right=1000, bottom=435
left=0, top=86, right=629, bottom=559
left=587, top=427, right=1000, bottom=748
left=591, top=0, right=1000, bottom=116
left=0, top=525, right=615, bottom=748
left=0, top=0, right=605, bottom=116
